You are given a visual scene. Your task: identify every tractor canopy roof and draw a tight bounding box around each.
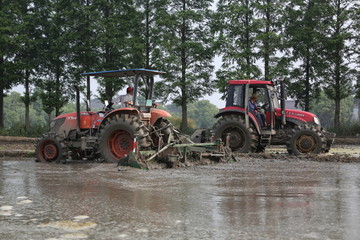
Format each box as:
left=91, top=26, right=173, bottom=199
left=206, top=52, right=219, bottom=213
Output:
left=81, top=68, right=166, bottom=78
left=229, top=80, right=273, bottom=85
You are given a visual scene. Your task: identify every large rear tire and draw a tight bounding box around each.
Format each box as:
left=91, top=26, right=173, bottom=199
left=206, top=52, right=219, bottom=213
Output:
left=212, top=115, right=258, bottom=153
left=35, top=133, right=66, bottom=163
left=153, top=118, right=177, bottom=145
left=286, top=125, right=326, bottom=155
left=98, top=114, right=151, bottom=163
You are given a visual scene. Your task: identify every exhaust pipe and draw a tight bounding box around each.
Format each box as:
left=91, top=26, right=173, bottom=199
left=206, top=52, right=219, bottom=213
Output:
left=75, top=86, right=81, bottom=135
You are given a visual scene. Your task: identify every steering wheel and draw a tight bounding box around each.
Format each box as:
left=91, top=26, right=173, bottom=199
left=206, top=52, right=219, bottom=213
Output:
left=261, top=103, right=269, bottom=109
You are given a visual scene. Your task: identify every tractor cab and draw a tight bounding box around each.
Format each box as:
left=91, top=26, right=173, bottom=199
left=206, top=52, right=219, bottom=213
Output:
left=82, top=69, right=165, bottom=111
left=80, top=69, right=171, bottom=127
left=221, top=80, right=281, bottom=134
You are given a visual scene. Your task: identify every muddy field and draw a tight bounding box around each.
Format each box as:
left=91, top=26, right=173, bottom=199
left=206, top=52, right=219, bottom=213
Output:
left=1, top=155, right=360, bottom=239
left=1, top=136, right=360, bottom=239
left=0, top=136, right=359, bottom=163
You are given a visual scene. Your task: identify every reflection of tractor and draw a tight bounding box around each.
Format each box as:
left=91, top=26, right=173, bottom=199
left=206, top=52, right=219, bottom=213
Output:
left=35, top=69, right=178, bottom=163
left=195, top=79, right=335, bottom=155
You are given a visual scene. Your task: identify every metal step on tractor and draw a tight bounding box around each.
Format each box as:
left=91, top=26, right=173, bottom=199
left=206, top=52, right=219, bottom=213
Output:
left=35, top=69, right=232, bottom=169
left=192, top=79, right=335, bottom=155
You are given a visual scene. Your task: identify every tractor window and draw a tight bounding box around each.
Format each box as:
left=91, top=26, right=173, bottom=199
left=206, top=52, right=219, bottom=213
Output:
left=226, top=85, right=244, bottom=107
left=249, top=86, right=270, bottom=110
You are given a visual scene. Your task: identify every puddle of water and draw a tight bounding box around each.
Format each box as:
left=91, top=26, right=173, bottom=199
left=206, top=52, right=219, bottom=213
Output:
left=17, top=199, right=32, bottom=205
left=38, top=221, right=97, bottom=231
left=0, top=205, right=13, bottom=211
left=73, top=215, right=90, bottom=221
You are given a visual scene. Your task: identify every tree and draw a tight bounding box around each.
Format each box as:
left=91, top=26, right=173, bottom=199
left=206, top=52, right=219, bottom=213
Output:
left=0, top=0, right=21, bottom=130
left=154, top=0, right=215, bottom=131
left=322, top=0, right=357, bottom=128
left=92, top=0, right=143, bottom=103
left=37, top=0, right=71, bottom=117
left=352, top=1, right=360, bottom=120
left=311, top=91, right=355, bottom=128
left=16, top=0, right=48, bottom=133
left=214, top=0, right=261, bottom=93
left=254, top=0, right=285, bottom=80
left=283, top=0, right=329, bottom=111
left=4, top=91, right=47, bottom=136
left=63, top=0, right=99, bottom=103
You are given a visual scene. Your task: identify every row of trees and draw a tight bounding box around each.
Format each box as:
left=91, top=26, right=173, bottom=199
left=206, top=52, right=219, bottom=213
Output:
left=1, top=0, right=359, bottom=134
left=2, top=90, right=358, bottom=137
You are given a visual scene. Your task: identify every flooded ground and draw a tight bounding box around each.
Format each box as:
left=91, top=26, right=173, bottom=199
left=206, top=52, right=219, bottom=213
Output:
left=1, top=154, right=360, bottom=240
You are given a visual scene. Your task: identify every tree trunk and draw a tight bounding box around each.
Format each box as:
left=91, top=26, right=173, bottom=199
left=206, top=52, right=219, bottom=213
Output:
left=55, top=69, right=61, bottom=116
left=48, top=112, right=52, bottom=127
left=245, top=0, right=251, bottom=78
left=180, top=0, right=188, bottom=131
left=264, top=0, right=270, bottom=80
left=0, top=81, right=4, bottom=130
left=145, top=0, right=150, bottom=69
left=334, top=48, right=341, bottom=129
left=333, top=0, right=341, bottom=129
left=304, top=52, right=311, bottom=111
left=24, top=70, right=31, bottom=134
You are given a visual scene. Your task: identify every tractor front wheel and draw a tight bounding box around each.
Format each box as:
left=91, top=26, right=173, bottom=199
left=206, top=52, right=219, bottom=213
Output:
left=98, top=114, right=151, bottom=163
left=287, top=125, right=326, bottom=155
left=35, top=133, right=66, bottom=163
left=212, top=115, right=258, bottom=153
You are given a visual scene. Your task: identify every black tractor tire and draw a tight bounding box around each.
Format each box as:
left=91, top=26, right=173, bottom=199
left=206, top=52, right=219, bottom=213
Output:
left=212, top=115, right=258, bottom=153
left=286, top=125, right=326, bottom=155
left=35, top=133, right=66, bottom=163
left=154, top=118, right=176, bottom=145
left=97, top=114, right=151, bottom=163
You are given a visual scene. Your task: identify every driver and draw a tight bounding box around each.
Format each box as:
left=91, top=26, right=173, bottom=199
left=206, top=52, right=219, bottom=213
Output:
left=119, top=87, right=134, bottom=108
left=249, top=94, right=267, bottom=127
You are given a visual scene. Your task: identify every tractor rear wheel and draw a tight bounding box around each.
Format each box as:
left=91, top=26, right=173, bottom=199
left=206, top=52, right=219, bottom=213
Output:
left=98, top=114, right=151, bottom=163
left=212, top=115, right=258, bottom=153
left=153, top=118, right=177, bottom=145
left=286, top=125, right=326, bottom=155
left=35, top=133, right=66, bottom=163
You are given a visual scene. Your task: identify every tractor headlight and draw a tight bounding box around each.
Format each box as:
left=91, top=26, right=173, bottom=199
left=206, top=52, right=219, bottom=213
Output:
left=313, top=116, right=320, bottom=125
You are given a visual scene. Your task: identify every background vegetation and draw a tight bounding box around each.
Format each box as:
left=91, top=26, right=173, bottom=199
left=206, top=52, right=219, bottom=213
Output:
left=0, top=0, right=359, bottom=137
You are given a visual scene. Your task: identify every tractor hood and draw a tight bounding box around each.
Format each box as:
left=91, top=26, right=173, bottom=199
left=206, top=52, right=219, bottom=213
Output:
left=275, top=108, right=320, bottom=125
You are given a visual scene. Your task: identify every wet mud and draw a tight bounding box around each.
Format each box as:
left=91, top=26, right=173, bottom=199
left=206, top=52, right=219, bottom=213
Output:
left=1, top=158, right=360, bottom=239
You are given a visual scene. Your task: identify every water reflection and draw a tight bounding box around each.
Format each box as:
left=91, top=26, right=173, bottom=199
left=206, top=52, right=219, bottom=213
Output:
left=0, top=160, right=359, bottom=239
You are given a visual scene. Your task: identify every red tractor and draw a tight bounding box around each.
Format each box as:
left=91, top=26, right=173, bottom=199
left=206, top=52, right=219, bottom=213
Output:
left=208, top=79, right=335, bottom=154
left=35, top=69, right=176, bottom=163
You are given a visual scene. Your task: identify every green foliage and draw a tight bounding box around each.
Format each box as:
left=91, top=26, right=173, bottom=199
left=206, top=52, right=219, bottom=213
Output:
left=310, top=91, right=355, bottom=128
left=327, top=123, right=360, bottom=137
left=1, top=0, right=359, bottom=134
left=214, top=0, right=262, bottom=93
left=284, top=0, right=330, bottom=111
left=188, top=100, right=218, bottom=128
left=93, top=0, right=143, bottom=102
left=3, top=92, right=48, bottom=137
left=154, top=0, right=216, bottom=131
left=168, top=116, right=196, bottom=134
left=165, top=100, right=218, bottom=129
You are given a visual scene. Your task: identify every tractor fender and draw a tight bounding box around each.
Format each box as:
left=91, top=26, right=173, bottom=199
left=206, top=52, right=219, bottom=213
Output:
left=285, top=117, right=307, bottom=127
left=150, top=108, right=172, bottom=125
left=215, top=109, right=261, bottom=133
